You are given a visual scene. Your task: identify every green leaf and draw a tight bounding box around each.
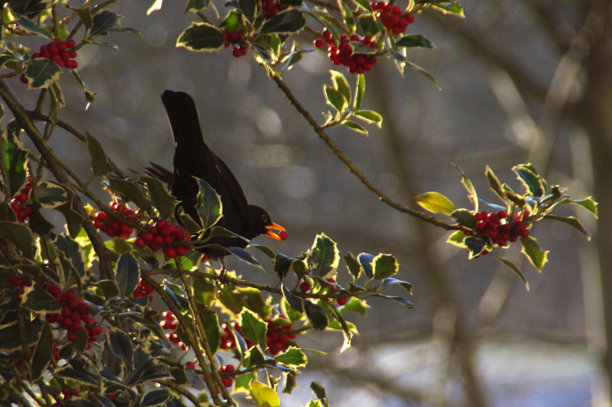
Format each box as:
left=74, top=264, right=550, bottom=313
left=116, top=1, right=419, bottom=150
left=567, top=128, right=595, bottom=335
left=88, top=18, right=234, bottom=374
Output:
left=195, top=178, right=222, bottom=229
left=274, top=254, right=294, bottom=280
left=431, top=2, right=465, bottom=17
left=250, top=380, right=280, bottom=407
left=55, top=234, right=85, bottom=276
left=16, top=18, right=53, bottom=39
left=395, top=34, right=434, bottom=48
left=310, top=381, right=328, bottom=403
left=520, top=236, right=548, bottom=272
left=354, top=110, right=382, bottom=127
left=86, top=132, right=113, bottom=176
left=98, top=279, right=119, bottom=299
left=330, top=70, right=351, bottom=101
left=239, top=308, right=267, bottom=349
left=0, top=221, right=34, bottom=258
left=491, top=254, right=530, bottom=291
left=30, top=324, right=52, bottom=381
left=227, top=247, right=263, bottom=270
left=512, top=164, right=544, bottom=197
left=324, top=85, right=347, bottom=113
left=71, top=6, right=94, bottom=28
left=342, top=120, right=367, bottom=135
left=382, top=277, right=413, bottom=295
left=308, top=233, right=340, bottom=278
left=338, top=0, right=356, bottom=32
left=275, top=347, right=307, bottom=367
left=352, top=0, right=372, bottom=11
left=57, top=200, right=84, bottom=238
left=141, top=176, right=176, bottom=220
left=115, top=253, right=140, bottom=297
left=22, top=288, right=61, bottom=312
left=446, top=230, right=467, bottom=247
left=485, top=165, right=506, bottom=201
left=260, top=9, right=305, bottom=34
left=142, top=389, right=171, bottom=406
left=177, top=22, right=225, bottom=51
left=343, top=252, right=362, bottom=281
left=37, top=180, right=68, bottom=209
left=358, top=15, right=380, bottom=37
left=391, top=51, right=441, bottom=89
left=571, top=196, right=598, bottom=218
left=451, top=208, right=476, bottom=228
left=108, top=328, right=134, bottom=365
left=200, top=308, right=220, bottom=354
left=339, top=297, right=369, bottom=316
left=239, top=0, right=256, bottom=20
left=354, top=74, right=365, bottom=110
left=543, top=213, right=591, bottom=241
left=89, top=10, right=123, bottom=38
left=106, top=177, right=153, bottom=215
left=304, top=301, right=328, bottom=330
left=3, top=136, right=28, bottom=195
left=372, top=253, right=399, bottom=281
left=25, top=58, right=61, bottom=89
left=413, top=191, right=455, bottom=215
left=281, top=284, right=303, bottom=313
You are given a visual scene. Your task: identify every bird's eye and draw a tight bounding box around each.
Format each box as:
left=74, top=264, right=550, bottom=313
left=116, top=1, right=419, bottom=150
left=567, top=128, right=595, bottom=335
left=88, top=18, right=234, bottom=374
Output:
left=261, top=213, right=269, bottom=223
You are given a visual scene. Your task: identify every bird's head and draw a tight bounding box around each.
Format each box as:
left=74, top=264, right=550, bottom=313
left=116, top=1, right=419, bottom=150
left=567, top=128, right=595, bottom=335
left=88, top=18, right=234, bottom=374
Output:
left=248, top=205, right=287, bottom=241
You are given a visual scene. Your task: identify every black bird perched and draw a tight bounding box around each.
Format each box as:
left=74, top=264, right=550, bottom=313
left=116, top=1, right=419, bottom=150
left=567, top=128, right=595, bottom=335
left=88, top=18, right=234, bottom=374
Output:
left=146, top=90, right=286, bottom=258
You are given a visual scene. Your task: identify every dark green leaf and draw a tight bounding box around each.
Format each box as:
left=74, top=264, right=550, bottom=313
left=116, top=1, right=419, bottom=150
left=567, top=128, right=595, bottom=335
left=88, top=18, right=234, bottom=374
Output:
left=22, top=288, right=61, bottom=312
left=30, top=324, right=52, bottom=381
left=86, top=132, right=113, bottom=177
left=26, top=58, right=61, bottom=89
left=0, top=221, right=34, bottom=258
left=72, top=6, right=94, bottom=28
left=310, top=381, right=328, bottom=402
left=141, top=176, right=176, bottom=220
left=98, top=279, right=120, bottom=300
left=260, top=9, right=305, bottom=34
left=372, top=254, right=398, bottom=280
left=90, top=10, right=123, bottom=38
left=304, top=301, right=328, bottom=330
left=343, top=252, right=362, bottom=280
left=491, top=254, right=530, bottom=291
left=7, top=0, right=47, bottom=18
left=451, top=208, right=476, bottom=228
left=513, top=164, right=544, bottom=197
left=142, top=389, right=171, bottom=406
left=200, top=308, right=220, bottom=354
left=520, top=236, right=548, bottom=272
left=106, top=177, right=152, bottom=215
left=395, top=34, right=434, bottom=48
left=195, top=178, right=222, bottom=229
left=239, top=308, right=267, bottom=349
left=465, top=236, right=487, bottom=257
left=227, top=247, right=263, bottom=270
left=177, top=22, right=225, bottom=51
left=2, top=136, right=27, bottom=196
left=37, top=180, right=68, bottom=209
left=358, top=15, right=380, bottom=37
left=273, top=253, right=293, bottom=280
left=382, top=277, right=413, bottom=295
left=571, top=197, right=598, bottom=218
left=543, top=213, right=591, bottom=240
left=57, top=200, right=84, bottom=238
left=16, top=18, right=53, bottom=39
left=108, top=328, right=134, bottom=365
left=485, top=165, right=506, bottom=201
left=282, top=284, right=303, bottom=313
left=275, top=347, right=307, bottom=367
left=115, top=253, right=140, bottom=297
left=186, top=0, right=209, bottom=12
left=239, top=0, right=256, bottom=20
left=373, top=293, right=414, bottom=307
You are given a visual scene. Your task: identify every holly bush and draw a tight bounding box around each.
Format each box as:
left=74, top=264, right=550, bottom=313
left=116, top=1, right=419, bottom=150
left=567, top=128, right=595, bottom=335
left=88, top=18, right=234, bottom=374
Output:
left=0, top=0, right=597, bottom=406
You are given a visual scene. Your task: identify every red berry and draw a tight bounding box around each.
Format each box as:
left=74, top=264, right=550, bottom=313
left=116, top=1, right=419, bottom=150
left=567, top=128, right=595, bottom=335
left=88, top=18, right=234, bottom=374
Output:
left=299, top=281, right=310, bottom=292
left=20, top=74, right=28, bottom=84
left=337, top=297, right=348, bottom=306
left=278, top=230, right=288, bottom=240
left=221, top=377, right=234, bottom=387
left=66, top=39, right=75, bottom=48
left=186, top=361, right=195, bottom=370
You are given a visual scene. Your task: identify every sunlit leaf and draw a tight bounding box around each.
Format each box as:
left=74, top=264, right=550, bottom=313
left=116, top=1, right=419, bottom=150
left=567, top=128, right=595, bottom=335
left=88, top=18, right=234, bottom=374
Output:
left=250, top=380, right=280, bottom=407
left=413, top=191, right=455, bottom=215
left=177, top=22, right=225, bottom=51
left=520, top=236, right=548, bottom=272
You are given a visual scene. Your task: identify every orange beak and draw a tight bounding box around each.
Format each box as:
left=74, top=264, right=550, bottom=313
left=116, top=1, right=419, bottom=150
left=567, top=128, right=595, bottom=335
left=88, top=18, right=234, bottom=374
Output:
left=265, top=222, right=288, bottom=241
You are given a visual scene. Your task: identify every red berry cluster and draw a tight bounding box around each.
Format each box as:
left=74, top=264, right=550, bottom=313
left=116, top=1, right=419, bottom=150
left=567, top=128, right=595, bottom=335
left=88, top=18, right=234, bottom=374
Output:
left=223, top=31, right=250, bottom=57
left=315, top=30, right=378, bottom=74
left=60, top=386, right=80, bottom=402
left=261, top=0, right=285, bottom=19
left=220, top=364, right=235, bottom=388
left=265, top=316, right=295, bottom=355
left=474, top=210, right=530, bottom=248
left=45, top=282, right=102, bottom=348
left=11, top=181, right=33, bottom=222
left=370, top=1, right=414, bottom=34
left=33, top=38, right=78, bottom=68
left=92, top=201, right=138, bottom=239
left=7, top=273, right=33, bottom=302
left=133, top=279, right=154, bottom=299
left=135, top=219, right=192, bottom=258
left=161, top=311, right=188, bottom=350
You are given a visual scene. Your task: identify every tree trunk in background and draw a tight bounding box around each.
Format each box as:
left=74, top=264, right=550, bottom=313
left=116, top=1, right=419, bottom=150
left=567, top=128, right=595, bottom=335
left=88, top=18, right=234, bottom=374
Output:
left=579, top=0, right=612, bottom=399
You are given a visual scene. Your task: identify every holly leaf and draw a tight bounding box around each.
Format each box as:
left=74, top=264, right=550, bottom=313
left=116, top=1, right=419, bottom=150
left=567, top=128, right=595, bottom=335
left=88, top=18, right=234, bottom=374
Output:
left=195, top=178, right=222, bottom=229
left=115, top=253, right=140, bottom=297
left=250, top=380, right=280, bottom=407
left=89, top=10, right=123, bottom=38
left=0, top=221, right=34, bottom=258
left=413, top=191, right=455, bottom=215
left=395, top=34, right=434, bottom=48
left=239, top=308, right=267, bottom=349
left=520, top=236, right=548, bottom=272
left=308, top=233, right=339, bottom=278
left=86, top=132, right=113, bottom=176
left=372, top=253, right=399, bottom=281
left=177, top=22, right=225, bottom=51
left=260, top=9, right=305, bottom=34
left=25, top=59, right=61, bottom=89
left=275, top=347, right=307, bottom=368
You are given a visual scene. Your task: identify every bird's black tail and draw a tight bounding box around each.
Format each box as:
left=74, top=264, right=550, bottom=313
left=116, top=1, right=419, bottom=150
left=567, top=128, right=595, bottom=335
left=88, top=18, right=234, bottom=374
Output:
left=143, top=162, right=173, bottom=185
left=161, top=90, right=205, bottom=147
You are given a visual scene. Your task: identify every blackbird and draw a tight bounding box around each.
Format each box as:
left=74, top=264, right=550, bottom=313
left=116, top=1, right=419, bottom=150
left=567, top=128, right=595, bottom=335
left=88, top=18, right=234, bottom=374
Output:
left=146, top=90, right=286, bottom=258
